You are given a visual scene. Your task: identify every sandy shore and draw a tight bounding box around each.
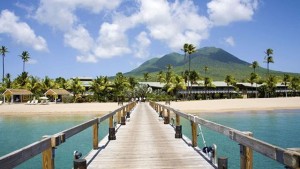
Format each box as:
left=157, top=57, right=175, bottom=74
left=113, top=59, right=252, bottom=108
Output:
left=164, top=97, right=300, bottom=113
left=0, top=102, right=121, bottom=116
left=0, top=98, right=299, bottom=116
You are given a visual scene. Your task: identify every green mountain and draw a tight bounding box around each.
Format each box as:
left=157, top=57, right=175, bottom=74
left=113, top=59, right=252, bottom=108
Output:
left=126, top=47, right=297, bottom=81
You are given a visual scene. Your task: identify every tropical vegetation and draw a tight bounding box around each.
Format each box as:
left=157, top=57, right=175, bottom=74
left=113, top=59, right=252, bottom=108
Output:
left=0, top=45, right=299, bottom=103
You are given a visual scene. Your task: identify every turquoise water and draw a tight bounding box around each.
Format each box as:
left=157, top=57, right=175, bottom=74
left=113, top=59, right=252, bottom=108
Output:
left=0, top=114, right=109, bottom=169
left=1, top=109, right=299, bottom=169
left=181, top=109, right=300, bottom=169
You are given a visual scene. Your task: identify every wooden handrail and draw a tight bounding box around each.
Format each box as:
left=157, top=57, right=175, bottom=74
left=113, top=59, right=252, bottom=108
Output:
left=0, top=102, right=136, bottom=169
left=151, top=101, right=300, bottom=169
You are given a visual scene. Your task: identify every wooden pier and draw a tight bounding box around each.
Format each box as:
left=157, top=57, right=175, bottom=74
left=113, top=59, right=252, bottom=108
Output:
left=1, top=101, right=300, bottom=169
left=85, top=102, right=214, bottom=168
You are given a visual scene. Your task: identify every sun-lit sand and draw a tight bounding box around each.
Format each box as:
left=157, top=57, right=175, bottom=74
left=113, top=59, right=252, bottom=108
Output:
left=164, top=97, right=300, bottom=113
left=0, top=97, right=300, bottom=116
left=0, top=102, right=122, bottom=116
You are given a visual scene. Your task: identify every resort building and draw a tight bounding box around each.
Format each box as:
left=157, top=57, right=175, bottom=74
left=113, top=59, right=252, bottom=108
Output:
left=2, top=89, right=32, bottom=103
left=75, top=77, right=93, bottom=95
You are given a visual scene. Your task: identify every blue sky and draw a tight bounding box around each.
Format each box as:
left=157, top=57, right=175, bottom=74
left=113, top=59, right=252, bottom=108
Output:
left=0, top=0, right=299, bottom=79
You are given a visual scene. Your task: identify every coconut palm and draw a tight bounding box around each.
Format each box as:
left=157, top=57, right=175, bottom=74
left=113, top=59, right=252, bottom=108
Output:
left=250, top=61, right=259, bottom=73
left=67, top=78, right=85, bottom=102
left=265, top=75, right=277, bottom=97
left=289, top=76, right=300, bottom=96
left=143, top=72, right=150, bottom=82
left=3, top=73, right=12, bottom=89
left=90, top=76, right=113, bottom=102
left=248, top=73, right=259, bottom=98
left=19, top=51, right=30, bottom=72
left=26, top=76, right=43, bottom=97
left=204, top=66, right=208, bottom=76
left=189, top=70, right=200, bottom=85
left=225, top=75, right=236, bottom=99
left=282, top=74, right=291, bottom=97
left=264, top=48, right=274, bottom=77
left=113, top=72, right=130, bottom=102
left=0, top=46, right=9, bottom=82
left=156, top=71, right=165, bottom=83
left=13, top=72, right=29, bottom=88
left=182, top=43, right=196, bottom=99
left=204, top=77, right=213, bottom=99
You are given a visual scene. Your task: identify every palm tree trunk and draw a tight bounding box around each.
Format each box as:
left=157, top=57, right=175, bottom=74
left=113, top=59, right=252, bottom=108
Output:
left=2, top=56, right=4, bottom=82
left=23, top=61, right=25, bottom=72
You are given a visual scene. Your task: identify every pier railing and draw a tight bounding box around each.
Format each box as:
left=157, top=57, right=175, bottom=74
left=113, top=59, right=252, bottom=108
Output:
left=150, top=101, right=300, bottom=169
left=0, top=102, right=136, bottom=169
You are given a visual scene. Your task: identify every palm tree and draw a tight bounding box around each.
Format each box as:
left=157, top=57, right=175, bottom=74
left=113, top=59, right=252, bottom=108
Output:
left=182, top=43, right=196, bottom=99
left=282, top=74, right=291, bottom=97
left=3, top=73, right=12, bottom=89
left=0, top=46, right=9, bottom=82
left=225, top=75, right=236, bottom=99
left=90, top=76, right=113, bottom=102
left=289, top=76, right=300, bottom=96
left=13, top=72, right=29, bottom=88
left=248, top=73, right=259, bottom=98
left=143, top=72, right=150, bottom=82
left=204, top=77, right=213, bottom=99
left=113, top=72, right=130, bottom=102
left=264, top=48, right=274, bottom=77
left=67, top=78, right=85, bottom=102
left=265, top=75, right=277, bottom=97
left=250, top=61, right=259, bottom=73
left=204, top=66, right=208, bottom=76
left=189, top=70, right=200, bottom=85
left=156, top=71, right=165, bottom=83
left=19, top=51, right=30, bottom=72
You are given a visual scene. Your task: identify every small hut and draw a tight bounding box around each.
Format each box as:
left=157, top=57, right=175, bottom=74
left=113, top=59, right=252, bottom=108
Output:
left=44, top=89, right=71, bottom=103
left=2, top=89, right=32, bottom=103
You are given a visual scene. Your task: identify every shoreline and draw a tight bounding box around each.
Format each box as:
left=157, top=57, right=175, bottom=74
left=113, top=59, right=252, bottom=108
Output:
left=161, top=97, right=300, bottom=113
left=0, top=98, right=300, bottom=116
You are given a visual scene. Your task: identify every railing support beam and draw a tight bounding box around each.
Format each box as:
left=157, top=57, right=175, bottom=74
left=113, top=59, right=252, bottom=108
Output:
left=93, top=121, right=99, bottom=149
left=240, top=132, right=253, bottom=169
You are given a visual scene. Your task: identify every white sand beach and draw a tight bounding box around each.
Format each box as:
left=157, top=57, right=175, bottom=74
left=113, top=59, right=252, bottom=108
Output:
left=0, top=102, right=121, bottom=116
left=0, top=97, right=299, bottom=116
left=165, top=97, right=300, bottom=113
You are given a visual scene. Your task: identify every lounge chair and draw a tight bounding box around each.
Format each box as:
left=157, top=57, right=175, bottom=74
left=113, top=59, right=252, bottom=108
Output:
left=0, top=101, right=3, bottom=105
left=26, top=100, right=31, bottom=105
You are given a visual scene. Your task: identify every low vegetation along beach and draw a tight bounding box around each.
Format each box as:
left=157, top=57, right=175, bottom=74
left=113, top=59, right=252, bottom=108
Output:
left=1, top=97, right=300, bottom=116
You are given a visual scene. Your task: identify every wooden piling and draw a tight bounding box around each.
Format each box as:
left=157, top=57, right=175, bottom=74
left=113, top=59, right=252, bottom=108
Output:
left=42, top=147, right=54, bottom=169
left=240, top=132, right=253, bottom=169
left=218, top=157, right=228, bottom=169
left=191, top=121, right=198, bottom=147
left=93, top=122, right=99, bottom=149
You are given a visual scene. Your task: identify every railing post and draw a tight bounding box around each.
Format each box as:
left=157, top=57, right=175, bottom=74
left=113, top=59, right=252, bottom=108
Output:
left=191, top=120, right=198, bottom=147
left=42, top=147, right=54, bottom=169
left=121, top=107, right=126, bottom=125
left=117, top=110, right=121, bottom=124
left=218, top=157, right=228, bottom=169
left=175, top=114, right=182, bottom=138
left=164, top=109, right=170, bottom=124
left=93, top=121, right=99, bottom=149
left=240, top=132, right=253, bottom=169
left=108, top=116, right=116, bottom=140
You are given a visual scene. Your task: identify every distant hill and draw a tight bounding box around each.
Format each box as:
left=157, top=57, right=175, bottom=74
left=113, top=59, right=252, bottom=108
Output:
left=125, top=47, right=297, bottom=81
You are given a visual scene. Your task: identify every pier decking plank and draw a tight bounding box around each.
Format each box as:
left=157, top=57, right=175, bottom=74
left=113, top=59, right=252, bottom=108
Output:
left=85, top=102, right=214, bottom=169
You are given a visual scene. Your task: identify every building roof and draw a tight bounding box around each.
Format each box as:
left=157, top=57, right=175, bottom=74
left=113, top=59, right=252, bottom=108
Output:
left=45, top=89, right=71, bottom=95
left=2, top=89, right=33, bottom=95
left=139, top=82, right=165, bottom=88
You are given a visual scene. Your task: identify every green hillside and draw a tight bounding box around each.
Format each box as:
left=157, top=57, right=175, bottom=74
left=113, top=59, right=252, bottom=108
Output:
left=125, top=47, right=298, bottom=81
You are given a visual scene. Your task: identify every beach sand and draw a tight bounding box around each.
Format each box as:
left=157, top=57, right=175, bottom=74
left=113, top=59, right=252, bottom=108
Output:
left=0, top=97, right=299, bottom=116
left=163, top=97, right=300, bottom=113
left=0, top=102, right=121, bottom=116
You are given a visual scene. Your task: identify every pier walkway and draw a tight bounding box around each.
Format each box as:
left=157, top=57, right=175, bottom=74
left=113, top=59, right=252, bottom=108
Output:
left=85, top=102, right=214, bottom=168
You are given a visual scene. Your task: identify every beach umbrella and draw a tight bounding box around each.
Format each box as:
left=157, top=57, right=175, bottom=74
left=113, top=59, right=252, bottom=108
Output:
left=39, top=96, right=49, bottom=100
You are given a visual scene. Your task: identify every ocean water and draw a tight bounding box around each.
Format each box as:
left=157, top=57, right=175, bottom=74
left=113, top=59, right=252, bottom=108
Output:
left=0, top=114, right=109, bottom=169
left=181, top=109, right=300, bottom=169
left=0, top=109, right=299, bottom=169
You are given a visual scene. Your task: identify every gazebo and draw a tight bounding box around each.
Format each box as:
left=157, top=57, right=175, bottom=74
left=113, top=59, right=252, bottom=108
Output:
left=44, top=89, right=71, bottom=103
left=2, top=89, right=32, bottom=103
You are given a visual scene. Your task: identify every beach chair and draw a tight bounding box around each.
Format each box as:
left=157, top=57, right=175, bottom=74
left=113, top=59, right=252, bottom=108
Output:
left=26, top=100, right=31, bottom=105
left=0, top=101, right=3, bottom=105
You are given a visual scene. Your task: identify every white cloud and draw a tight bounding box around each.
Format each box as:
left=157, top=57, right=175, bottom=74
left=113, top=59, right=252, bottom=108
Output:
left=133, top=31, right=151, bottom=58
left=225, top=36, right=235, bottom=46
left=0, top=10, right=48, bottom=51
left=34, top=0, right=122, bottom=31
left=64, top=25, right=94, bottom=53
left=207, top=0, right=259, bottom=26
left=76, top=54, right=98, bottom=63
